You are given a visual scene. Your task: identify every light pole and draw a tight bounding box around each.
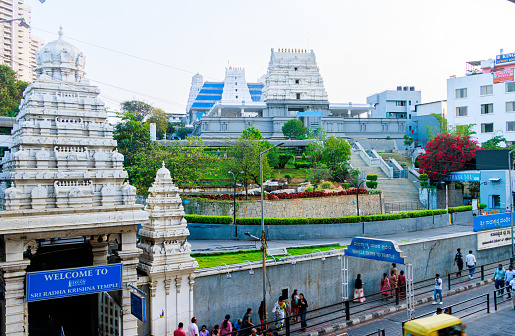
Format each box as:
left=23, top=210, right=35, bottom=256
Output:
left=344, top=179, right=366, bottom=215
left=228, top=170, right=243, bottom=237
left=508, top=149, right=514, bottom=262
left=0, top=18, right=30, bottom=28
left=260, top=142, right=283, bottom=325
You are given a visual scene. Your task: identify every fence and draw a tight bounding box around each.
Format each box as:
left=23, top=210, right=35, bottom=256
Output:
left=385, top=201, right=424, bottom=213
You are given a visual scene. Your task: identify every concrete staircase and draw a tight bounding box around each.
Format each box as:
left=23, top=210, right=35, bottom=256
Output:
left=350, top=152, right=423, bottom=211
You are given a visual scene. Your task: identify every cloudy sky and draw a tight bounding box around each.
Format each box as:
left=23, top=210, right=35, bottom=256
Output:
left=26, top=0, right=515, bottom=114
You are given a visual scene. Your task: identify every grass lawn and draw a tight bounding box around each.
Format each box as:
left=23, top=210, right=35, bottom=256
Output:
left=377, top=152, right=412, bottom=171
left=192, top=244, right=343, bottom=269
left=271, top=164, right=309, bottom=182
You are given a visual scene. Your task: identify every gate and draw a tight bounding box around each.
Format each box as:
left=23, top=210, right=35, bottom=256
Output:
left=98, top=292, right=123, bottom=336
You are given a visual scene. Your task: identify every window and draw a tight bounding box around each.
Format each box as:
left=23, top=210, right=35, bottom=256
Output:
left=481, top=123, right=494, bottom=133
left=409, top=100, right=411, bottom=105
left=493, top=195, right=501, bottom=208
left=235, top=89, right=238, bottom=92
left=507, top=121, right=515, bottom=132
left=235, top=82, right=237, bottom=85
left=295, top=79, right=300, bottom=84
left=235, top=95, right=238, bottom=99
left=296, top=93, right=301, bottom=99
left=481, top=103, right=493, bottom=114
left=506, top=82, right=515, bottom=92
left=507, top=101, right=515, bottom=112
left=456, top=88, right=467, bottom=98
left=395, top=101, right=406, bottom=106
left=456, top=106, right=468, bottom=116
left=480, top=85, right=493, bottom=95
left=294, top=67, right=298, bottom=71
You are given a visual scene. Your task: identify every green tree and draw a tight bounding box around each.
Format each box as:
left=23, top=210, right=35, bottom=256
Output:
left=147, top=107, right=168, bottom=140
left=309, top=163, right=332, bottom=189
left=177, top=127, right=192, bottom=139
left=114, top=112, right=151, bottom=168
left=282, top=119, right=307, bottom=139
left=0, top=65, right=28, bottom=117
left=482, top=135, right=508, bottom=150
left=403, top=134, right=414, bottom=149
left=121, top=100, right=154, bottom=121
left=242, top=126, right=263, bottom=140
left=305, top=141, right=324, bottom=165
left=321, top=136, right=351, bottom=171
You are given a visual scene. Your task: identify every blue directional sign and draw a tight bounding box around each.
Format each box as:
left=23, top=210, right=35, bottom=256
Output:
left=131, top=292, right=146, bottom=322
left=473, top=212, right=511, bottom=232
left=344, top=237, right=407, bottom=264
left=26, top=264, right=123, bottom=302
left=445, top=171, right=480, bottom=181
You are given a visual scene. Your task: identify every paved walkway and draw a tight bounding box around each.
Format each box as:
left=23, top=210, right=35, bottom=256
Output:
left=190, top=223, right=473, bottom=252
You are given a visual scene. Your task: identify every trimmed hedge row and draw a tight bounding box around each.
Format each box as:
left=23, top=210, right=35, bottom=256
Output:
left=448, top=204, right=487, bottom=213
left=185, top=209, right=448, bottom=226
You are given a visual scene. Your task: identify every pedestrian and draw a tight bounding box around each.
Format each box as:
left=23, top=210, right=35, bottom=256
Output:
left=389, top=270, right=398, bottom=299
left=175, top=323, right=187, bottom=336
left=353, top=274, right=366, bottom=303
left=380, top=273, right=390, bottom=300
left=272, top=297, right=287, bottom=329
left=432, top=273, right=443, bottom=305
left=390, top=263, right=398, bottom=276
left=241, top=308, right=255, bottom=336
left=258, top=301, right=266, bottom=330
left=453, top=248, right=464, bottom=277
left=189, top=318, right=199, bottom=336
left=493, top=264, right=506, bottom=297
left=465, top=250, right=476, bottom=279
left=505, top=265, right=515, bottom=299
left=444, top=308, right=451, bottom=315
left=220, top=315, right=233, bottom=336
left=200, top=326, right=209, bottom=336
left=234, top=319, right=242, bottom=332
left=290, top=289, right=300, bottom=321
left=432, top=307, right=443, bottom=316
left=211, top=325, right=220, bottom=336
left=250, top=329, right=258, bottom=336
left=298, top=293, right=308, bottom=331
left=509, top=276, right=515, bottom=309
left=398, top=270, right=407, bottom=300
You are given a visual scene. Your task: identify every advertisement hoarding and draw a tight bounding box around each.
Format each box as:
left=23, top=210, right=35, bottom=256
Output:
left=493, top=70, right=514, bottom=84
left=445, top=171, right=480, bottom=181
left=496, top=53, right=515, bottom=64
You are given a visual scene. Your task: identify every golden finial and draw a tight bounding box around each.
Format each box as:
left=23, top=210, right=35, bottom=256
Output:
left=288, top=48, right=290, bottom=52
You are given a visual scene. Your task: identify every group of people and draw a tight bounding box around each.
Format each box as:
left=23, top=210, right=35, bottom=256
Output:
left=176, top=291, right=309, bottom=336
left=492, top=263, right=515, bottom=307
left=453, top=249, right=477, bottom=279
left=352, top=263, right=408, bottom=303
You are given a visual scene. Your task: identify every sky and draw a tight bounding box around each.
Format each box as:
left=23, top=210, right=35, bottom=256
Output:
left=25, top=0, right=515, bottom=114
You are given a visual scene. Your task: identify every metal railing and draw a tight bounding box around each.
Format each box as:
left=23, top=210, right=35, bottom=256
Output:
left=385, top=201, right=424, bottom=212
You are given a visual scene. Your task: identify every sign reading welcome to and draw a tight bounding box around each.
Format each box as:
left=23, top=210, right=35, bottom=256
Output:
left=344, top=237, right=407, bottom=264
left=27, top=264, right=123, bottom=302
left=473, top=212, right=511, bottom=232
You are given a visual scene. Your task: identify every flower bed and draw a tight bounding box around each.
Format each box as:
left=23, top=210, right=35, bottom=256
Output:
left=267, top=188, right=367, bottom=200
left=186, top=194, right=244, bottom=201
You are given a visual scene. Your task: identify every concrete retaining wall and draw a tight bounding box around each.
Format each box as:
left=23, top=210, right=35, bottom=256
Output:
left=451, top=211, right=473, bottom=225
left=187, top=214, right=450, bottom=240
left=192, top=231, right=511, bottom=328
left=183, top=194, right=382, bottom=218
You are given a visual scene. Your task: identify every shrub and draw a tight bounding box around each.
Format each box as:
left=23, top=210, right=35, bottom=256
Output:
left=419, top=173, right=429, bottom=181
left=449, top=205, right=471, bottom=213
left=366, top=181, right=378, bottom=189
left=294, top=161, right=312, bottom=169
left=305, top=186, right=314, bottom=192
left=368, top=189, right=382, bottom=194
left=301, top=153, right=307, bottom=160
left=284, top=174, right=292, bottom=183
left=277, top=153, right=295, bottom=169
left=366, top=174, right=378, bottom=181
left=184, top=215, right=233, bottom=224
left=320, top=181, right=334, bottom=189
left=479, top=203, right=487, bottom=209
left=185, top=194, right=244, bottom=201
left=341, top=183, right=350, bottom=190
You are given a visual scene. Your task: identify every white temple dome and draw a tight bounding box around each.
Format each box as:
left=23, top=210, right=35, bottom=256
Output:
left=35, top=26, right=86, bottom=83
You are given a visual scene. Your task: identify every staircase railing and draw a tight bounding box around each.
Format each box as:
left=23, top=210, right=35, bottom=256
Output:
left=371, top=150, right=394, bottom=178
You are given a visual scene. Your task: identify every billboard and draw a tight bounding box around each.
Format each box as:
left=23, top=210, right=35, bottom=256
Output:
left=496, top=53, right=515, bottom=64
left=493, top=70, right=514, bottom=84
left=445, top=171, right=480, bottom=181
left=473, top=212, right=511, bottom=232
left=475, top=150, right=510, bottom=170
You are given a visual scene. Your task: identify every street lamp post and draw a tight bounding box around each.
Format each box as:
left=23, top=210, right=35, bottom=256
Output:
left=345, top=179, right=366, bottom=215
left=228, top=171, right=244, bottom=238
left=508, top=150, right=514, bottom=262
left=0, top=18, right=30, bottom=28
left=260, top=142, right=283, bottom=326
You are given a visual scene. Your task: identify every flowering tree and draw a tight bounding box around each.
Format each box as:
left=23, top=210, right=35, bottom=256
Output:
left=418, top=133, right=482, bottom=180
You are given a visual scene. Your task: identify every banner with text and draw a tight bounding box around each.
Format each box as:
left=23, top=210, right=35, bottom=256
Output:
left=26, top=264, right=123, bottom=302
left=445, top=171, right=480, bottom=181
left=493, top=70, right=514, bottom=84
left=473, top=212, right=511, bottom=232
left=477, top=228, right=513, bottom=250
left=496, top=53, right=515, bottom=65
left=344, top=237, right=407, bottom=264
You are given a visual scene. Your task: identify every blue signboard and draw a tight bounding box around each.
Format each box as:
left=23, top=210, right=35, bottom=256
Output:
left=344, top=237, right=407, bottom=264
left=496, top=53, right=515, bottom=64
left=131, top=292, right=146, bottom=322
left=26, top=264, right=123, bottom=302
left=445, top=171, right=480, bottom=181
left=473, top=212, right=511, bottom=232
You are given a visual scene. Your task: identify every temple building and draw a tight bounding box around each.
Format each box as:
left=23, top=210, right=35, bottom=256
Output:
left=188, top=48, right=406, bottom=140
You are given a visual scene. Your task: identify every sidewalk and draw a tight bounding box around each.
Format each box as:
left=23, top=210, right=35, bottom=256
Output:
left=190, top=223, right=473, bottom=252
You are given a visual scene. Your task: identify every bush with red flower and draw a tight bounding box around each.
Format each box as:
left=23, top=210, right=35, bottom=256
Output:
left=418, top=133, right=482, bottom=180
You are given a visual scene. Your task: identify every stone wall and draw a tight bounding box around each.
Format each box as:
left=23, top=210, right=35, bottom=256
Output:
left=187, top=213, right=451, bottom=240
left=437, top=183, right=464, bottom=209
left=192, top=231, right=512, bottom=328
left=183, top=194, right=383, bottom=218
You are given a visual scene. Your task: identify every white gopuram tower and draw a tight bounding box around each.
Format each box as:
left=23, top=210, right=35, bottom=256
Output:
left=138, top=163, right=198, bottom=336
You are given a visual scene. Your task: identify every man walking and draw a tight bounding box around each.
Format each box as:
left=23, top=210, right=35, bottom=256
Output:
left=432, top=273, right=443, bottom=305
left=505, top=265, right=515, bottom=299
left=510, top=276, right=515, bottom=309
left=493, top=264, right=506, bottom=297
left=465, top=250, right=476, bottom=279
left=453, top=248, right=464, bottom=277
left=189, top=317, right=199, bottom=336
left=175, top=323, right=187, bottom=336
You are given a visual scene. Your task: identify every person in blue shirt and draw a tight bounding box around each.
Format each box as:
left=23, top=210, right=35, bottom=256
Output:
left=504, top=265, right=515, bottom=299
left=493, top=264, right=507, bottom=296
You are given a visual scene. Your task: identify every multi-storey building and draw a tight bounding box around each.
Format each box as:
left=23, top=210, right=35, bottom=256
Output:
left=447, top=53, right=515, bottom=145
left=0, top=0, right=44, bottom=82
left=367, top=86, right=421, bottom=120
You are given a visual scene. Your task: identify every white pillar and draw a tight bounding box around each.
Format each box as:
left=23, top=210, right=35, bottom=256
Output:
left=2, top=260, right=30, bottom=336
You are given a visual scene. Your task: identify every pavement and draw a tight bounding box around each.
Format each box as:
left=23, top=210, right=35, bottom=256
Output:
left=190, top=223, right=473, bottom=252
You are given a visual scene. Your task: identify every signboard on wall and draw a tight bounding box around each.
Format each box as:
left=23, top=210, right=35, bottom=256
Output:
left=26, top=264, right=123, bottom=302
left=344, top=237, right=407, bottom=264
left=131, top=292, right=146, bottom=322
left=496, top=53, right=515, bottom=64
left=445, top=171, right=480, bottom=181
left=473, top=212, right=511, bottom=232
left=493, top=70, right=515, bottom=84
left=477, top=228, right=513, bottom=250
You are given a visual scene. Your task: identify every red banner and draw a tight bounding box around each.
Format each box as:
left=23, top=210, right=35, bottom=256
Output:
left=493, top=70, right=514, bottom=84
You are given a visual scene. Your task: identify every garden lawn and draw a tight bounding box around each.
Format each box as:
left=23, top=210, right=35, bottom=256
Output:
left=192, top=244, right=343, bottom=269
left=271, top=164, right=309, bottom=182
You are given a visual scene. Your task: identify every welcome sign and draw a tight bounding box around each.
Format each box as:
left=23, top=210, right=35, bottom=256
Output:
left=344, top=237, right=407, bottom=264
left=26, top=264, right=123, bottom=302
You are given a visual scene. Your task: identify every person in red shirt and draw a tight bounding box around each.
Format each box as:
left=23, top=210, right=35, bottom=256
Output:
left=175, top=322, right=187, bottom=336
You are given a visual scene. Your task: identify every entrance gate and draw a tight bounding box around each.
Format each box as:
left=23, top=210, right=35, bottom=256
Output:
left=343, top=237, right=415, bottom=320
left=98, top=292, right=123, bottom=336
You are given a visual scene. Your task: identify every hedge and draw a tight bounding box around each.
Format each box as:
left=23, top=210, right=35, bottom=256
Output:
left=185, top=209, right=448, bottom=225
left=448, top=204, right=487, bottom=213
